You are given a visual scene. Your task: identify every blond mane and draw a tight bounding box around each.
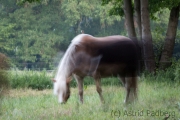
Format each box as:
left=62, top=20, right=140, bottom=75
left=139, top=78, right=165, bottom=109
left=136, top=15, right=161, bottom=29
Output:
left=53, top=34, right=91, bottom=95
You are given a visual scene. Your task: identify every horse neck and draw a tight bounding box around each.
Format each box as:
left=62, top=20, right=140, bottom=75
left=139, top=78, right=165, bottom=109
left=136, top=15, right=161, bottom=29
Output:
left=55, top=61, right=73, bottom=82
left=55, top=34, right=87, bottom=81
left=55, top=48, right=76, bottom=82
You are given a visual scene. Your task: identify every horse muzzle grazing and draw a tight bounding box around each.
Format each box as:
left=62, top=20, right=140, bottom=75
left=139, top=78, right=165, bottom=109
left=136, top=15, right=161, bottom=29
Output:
left=52, top=77, right=71, bottom=104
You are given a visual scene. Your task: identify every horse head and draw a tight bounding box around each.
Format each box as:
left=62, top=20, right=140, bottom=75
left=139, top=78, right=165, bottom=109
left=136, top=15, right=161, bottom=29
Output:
left=52, top=77, right=71, bottom=104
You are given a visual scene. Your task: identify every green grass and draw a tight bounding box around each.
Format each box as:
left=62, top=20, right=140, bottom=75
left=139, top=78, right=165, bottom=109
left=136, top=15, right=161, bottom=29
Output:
left=0, top=77, right=180, bottom=120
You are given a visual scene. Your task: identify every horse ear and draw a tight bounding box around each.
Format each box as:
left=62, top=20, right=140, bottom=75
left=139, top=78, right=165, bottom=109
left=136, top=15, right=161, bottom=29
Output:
left=51, top=78, right=56, bottom=82
left=67, top=77, right=72, bottom=83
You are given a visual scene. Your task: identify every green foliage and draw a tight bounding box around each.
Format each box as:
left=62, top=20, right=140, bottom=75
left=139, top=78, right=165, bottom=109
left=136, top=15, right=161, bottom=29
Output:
left=7, top=70, right=121, bottom=90
left=17, top=0, right=42, bottom=5
left=143, top=59, right=180, bottom=86
left=0, top=1, right=62, bottom=69
left=8, top=69, right=52, bottom=90
left=7, top=3, right=65, bottom=69
left=149, top=0, right=180, bottom=20
left=0, top=53, right=10, bottom=99
left=7, top=65, right=180, bottom=90
left=0, top=70, right=9, bottom=96
left=1, top=0, right=180, bottom=70
left=174, top=60, right=180, bottom=83
left=101, top=0, right=124, bottom=16
left=150, top=9, right=170, bottom=63
left=0, top=53, right=9, bottom=114
left=61, top=0, right=121, bottom=33
left=101, top=0, right=180, bottom=21
left=0, top=0, right=123, bottom=70
left=0, top=20, right=16, bottom=55
left=149, top=0, right=180, bottom=12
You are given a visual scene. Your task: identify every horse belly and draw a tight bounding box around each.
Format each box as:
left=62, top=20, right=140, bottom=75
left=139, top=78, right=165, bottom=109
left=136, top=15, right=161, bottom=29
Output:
left=96, top=63, right=126, bottom=77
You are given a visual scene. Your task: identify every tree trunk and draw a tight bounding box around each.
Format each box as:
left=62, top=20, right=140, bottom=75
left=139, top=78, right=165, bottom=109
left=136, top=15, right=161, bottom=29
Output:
left=134, top=0, right=142, bottom=39
left=123, top=0, right=136, bottom=38
left=141, top=0, right=155, bottom=73
left=159, top=5, right=180, bottom=70
left=134, top=0, right=144, bottom=71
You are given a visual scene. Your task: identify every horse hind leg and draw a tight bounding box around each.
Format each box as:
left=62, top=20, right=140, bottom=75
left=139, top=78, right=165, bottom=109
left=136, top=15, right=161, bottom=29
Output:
left=94, top=78, right=104, bottom=103
left=73, top=74, right=84, bottom=103
left=124, top=77, right=138, bottom=104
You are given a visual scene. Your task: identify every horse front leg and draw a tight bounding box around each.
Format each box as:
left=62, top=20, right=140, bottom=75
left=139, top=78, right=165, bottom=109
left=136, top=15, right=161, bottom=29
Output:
left=94, top=78, right=104, bottom=103
left=74, top=74, right=84, bottom=103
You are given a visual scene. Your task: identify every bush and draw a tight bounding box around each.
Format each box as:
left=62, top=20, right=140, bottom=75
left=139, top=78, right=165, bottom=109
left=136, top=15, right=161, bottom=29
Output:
left=0, top=53, right=10, bottom=114
left=0, top=53, right=9, bottom=97
left=174, top=60, right=180, bottom=84
left=8, top=69, right=123, bottom=90
left=8, top=69, right=52, bottom=90
left=142, top=60, right=180, bottom=86
left=8, top=60, right=180, bottom=90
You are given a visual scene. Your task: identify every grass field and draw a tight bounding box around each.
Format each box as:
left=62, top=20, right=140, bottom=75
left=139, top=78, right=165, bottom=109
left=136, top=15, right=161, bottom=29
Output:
left=0, top=77, right=180, bottom=120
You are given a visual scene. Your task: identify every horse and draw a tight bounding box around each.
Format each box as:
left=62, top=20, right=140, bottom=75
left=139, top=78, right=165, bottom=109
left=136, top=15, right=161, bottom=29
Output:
left=52, top=34, right=139, bottom=104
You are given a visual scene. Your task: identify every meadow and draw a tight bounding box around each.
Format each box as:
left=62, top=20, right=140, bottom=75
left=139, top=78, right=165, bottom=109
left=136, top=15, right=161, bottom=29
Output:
left=0, top=69, right=180, bottom=120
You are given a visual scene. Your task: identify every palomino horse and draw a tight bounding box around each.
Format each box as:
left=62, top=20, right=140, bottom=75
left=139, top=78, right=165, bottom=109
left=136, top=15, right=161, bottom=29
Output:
left=53, top=34, right=139, bottom=104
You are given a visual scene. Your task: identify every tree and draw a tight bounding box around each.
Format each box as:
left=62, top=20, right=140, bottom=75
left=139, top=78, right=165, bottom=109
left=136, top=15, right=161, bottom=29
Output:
left=0, top=0, right=123, bottom=69
left=1, top=1, right=66, bottom=69
left=134, top=0, right=142, bottom=39
left=102, top=0, right=180, bottom=72
left=102, top=0, right=156, bottom=72
left=141, top=0, right=155, bottom=72
left=159, top=5, right=180, bottom=69
left=148, top=0, right=180, bottom=69
left=61, top=0, right=121, bottom=35
left=123, top=0, right=136, bottom=38
left=8, top=4, right=64, bottom=69
left=0, top=22, right=16, bottom=55
left=3, top=0, right=180, bottom=71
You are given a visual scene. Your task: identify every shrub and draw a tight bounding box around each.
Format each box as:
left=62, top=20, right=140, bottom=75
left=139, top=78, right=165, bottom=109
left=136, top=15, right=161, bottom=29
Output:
left=143, top=59, right=180, bottom=85
left=174, top=60, right=180, bottom=84
left=0, top=53, right=10, bottom=114
left=0, top=53, right=9, bottom=97
left=8, top=69, right=52, bottom=90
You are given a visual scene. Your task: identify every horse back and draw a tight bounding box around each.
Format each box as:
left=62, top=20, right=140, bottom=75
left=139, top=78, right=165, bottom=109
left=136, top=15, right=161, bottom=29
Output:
left=73, top=34, right=139, bottom=77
